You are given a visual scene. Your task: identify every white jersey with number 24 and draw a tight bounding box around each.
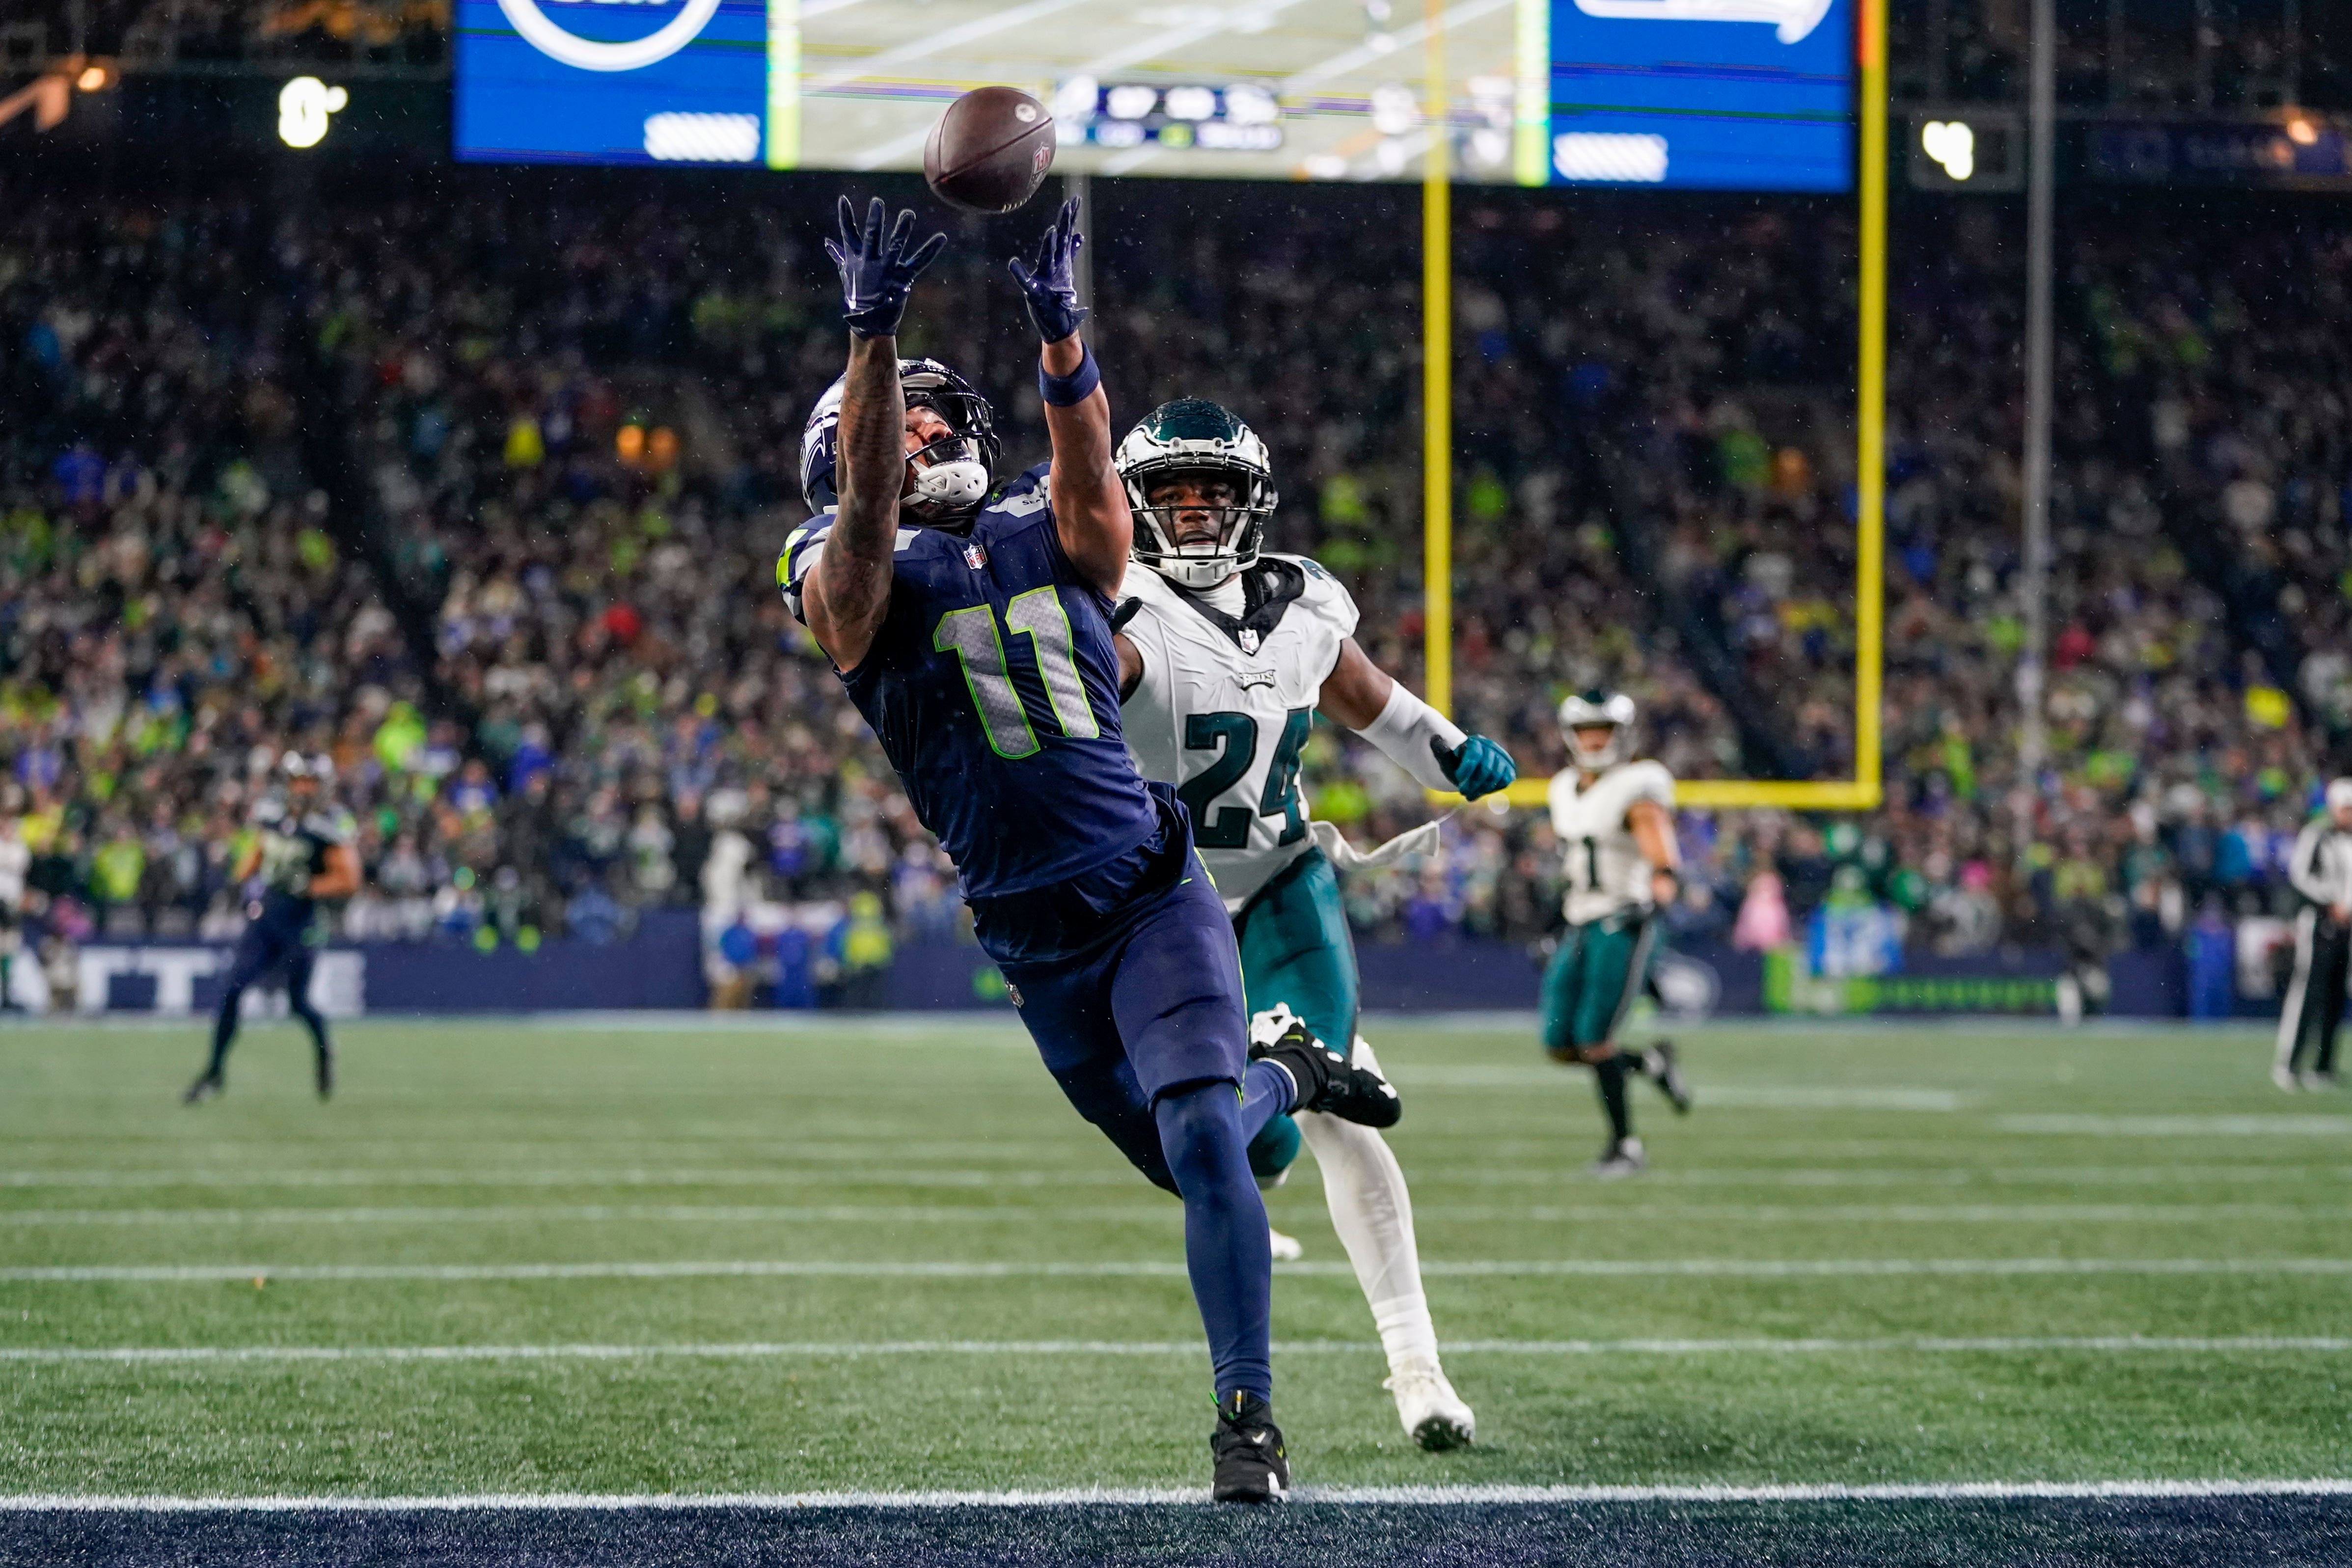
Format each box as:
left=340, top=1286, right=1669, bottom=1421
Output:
left=1119, top=554, right=1357, bottom=912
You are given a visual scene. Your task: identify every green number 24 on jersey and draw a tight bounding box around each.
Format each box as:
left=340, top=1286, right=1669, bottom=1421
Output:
left=1179, top=708, right=1310, bottom=851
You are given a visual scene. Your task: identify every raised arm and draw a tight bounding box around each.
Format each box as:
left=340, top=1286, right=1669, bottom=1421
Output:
left=1317, top=638, right=1518, bottom=801
left=804, top=197, right=944, bottom=672
left=1009, top=199, right=1128, bottom=595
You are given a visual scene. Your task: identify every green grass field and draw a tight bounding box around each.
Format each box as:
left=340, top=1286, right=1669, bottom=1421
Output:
left=2, top=1015, right=2348, bottom=1499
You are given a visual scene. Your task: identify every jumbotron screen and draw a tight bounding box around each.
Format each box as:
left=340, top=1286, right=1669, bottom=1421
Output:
left=454, top=0, right=1851, bottom=192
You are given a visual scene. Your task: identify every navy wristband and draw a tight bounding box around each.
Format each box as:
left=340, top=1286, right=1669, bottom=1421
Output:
left=1038, top=344, right=1101, bottom=407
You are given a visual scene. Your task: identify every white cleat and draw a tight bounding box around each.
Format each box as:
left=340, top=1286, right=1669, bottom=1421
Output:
left=1268, top=1227, right=1304, bottom=1262
left=2273, top=1063, right=2301, bottom=1093
left=1385, top=1357, right=1475, bottom=1451
left=1591, top=1135, right=1646, bottom=1179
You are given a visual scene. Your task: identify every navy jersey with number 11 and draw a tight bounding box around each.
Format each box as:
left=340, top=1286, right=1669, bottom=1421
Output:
left=781, top=463, right=1160, bottom=900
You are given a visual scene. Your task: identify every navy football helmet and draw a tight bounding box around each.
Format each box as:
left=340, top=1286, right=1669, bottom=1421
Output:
left=799, top=357, right=1000, bottom=524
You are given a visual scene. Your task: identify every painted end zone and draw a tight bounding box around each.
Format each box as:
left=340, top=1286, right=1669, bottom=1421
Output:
left=6, top=1488, right=2351, bottom=1567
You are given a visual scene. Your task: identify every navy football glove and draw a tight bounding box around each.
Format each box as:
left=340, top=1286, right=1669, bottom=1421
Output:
left=825, top=196, right=945, bottom=339
left=1432, top=735, right=1517, bottom=800
left=1007, top=197, right=1089, bottom=344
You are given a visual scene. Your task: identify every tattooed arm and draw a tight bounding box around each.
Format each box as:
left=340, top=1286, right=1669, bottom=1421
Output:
left=805, top=331, right=905, bottom=672
left=804, top=197, right=944, bottom=673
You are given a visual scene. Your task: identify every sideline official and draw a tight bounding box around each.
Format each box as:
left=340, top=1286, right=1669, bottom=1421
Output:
left=2275, top=778, right=2352, bottom=1091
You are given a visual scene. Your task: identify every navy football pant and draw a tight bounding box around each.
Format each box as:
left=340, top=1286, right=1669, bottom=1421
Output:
left=976, top=811, right=1289, bottom=1403
left=204, top=923, right=329, bottom=1080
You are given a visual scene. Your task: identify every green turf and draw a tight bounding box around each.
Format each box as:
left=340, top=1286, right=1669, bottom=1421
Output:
left=2, top=1016, right=2348, bottom=1496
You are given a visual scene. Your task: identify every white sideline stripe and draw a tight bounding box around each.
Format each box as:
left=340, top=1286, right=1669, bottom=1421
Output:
left=1393, top=1073, right=1973, bottom=1110
left=6, top=1478, right=2352, bottom=1511
left=0, top=1170, right=1111, bottom=1190
left=0, top=1205, right=1178, bottom=1227
left=1999, top=1115, right=2352, bottom=1136
left=11, top=1257, right=2352, bottom=1284
left=7, top=1336, right=2349, bottom=1365
left=4, top=1206, right=2338, bottom=1229
left=1, top=1165, right=2336, bottom=1191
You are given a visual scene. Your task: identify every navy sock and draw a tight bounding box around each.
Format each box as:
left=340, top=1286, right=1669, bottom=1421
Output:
left=291, top=1002, right=331, bottom=1057
left=1153, top=1081, right=1273, bottom=1403
left=1237, top=1058, right=1296, bottom=1141
left=204, top=991, right=242, bottom=1078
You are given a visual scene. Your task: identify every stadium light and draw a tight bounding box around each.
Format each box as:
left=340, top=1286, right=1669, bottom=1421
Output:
left=1922, top=120, right=1974, bottom=180
left=278, top=77, right=350, bottom=150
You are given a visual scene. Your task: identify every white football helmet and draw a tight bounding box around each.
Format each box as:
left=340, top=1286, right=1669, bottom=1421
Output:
left=1559, top=689, right=1636, bottom=770
left=1115, top=399, right=1277, bottom=590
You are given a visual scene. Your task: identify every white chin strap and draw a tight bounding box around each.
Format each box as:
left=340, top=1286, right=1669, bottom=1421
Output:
left=907, top=459, right=990, bottom=514
left=1153, top=548, right=1240, bottom=589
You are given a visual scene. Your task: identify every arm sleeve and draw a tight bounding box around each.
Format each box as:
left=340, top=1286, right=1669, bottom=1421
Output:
left=2291, top=822, right=2333, bottom=904
left=1353, top=680, right=1468, bottom=793
left=1548, top=770, right=1576, bottom=836
left=776, top=520, right=834, bottom=626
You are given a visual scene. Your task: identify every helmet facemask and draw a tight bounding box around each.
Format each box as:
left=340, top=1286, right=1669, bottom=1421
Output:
left=1126, top=463, right=1275, bottom=590
left=1115, top=400, right=1278, bottom=592
left=900, top=389, right=995, bottom=525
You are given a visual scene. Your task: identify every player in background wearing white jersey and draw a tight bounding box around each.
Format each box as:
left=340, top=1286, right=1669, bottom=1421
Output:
left=1545, top=691, right=1693, bottom=1177
left=1107, top=400, right=1516, bottom=1449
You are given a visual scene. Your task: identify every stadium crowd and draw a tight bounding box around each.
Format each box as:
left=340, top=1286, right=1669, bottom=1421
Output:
left=0, top=172, right=2346, bottom=1000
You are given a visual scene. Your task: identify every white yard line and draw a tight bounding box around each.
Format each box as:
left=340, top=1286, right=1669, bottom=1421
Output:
left=0, top=1165, right=2332, bottom=1190
left=5, top=1478, right=2352, bottom=1510
left=8, top=1257, right=2352, bottom=1284
left=0, top=1204, right=1177, bottom=1227
left=1997, top=1115, right=2352, bottom=1136
left=6, top=1200, right=2343, bottom=1226
left=6, top=1336, right=2347, bottom=1365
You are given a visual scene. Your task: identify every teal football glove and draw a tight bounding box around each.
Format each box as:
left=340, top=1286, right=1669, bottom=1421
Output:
left=1432, top=735, right=1517, bottom=800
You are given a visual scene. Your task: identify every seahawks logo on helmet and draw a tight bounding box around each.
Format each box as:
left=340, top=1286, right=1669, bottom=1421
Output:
left=1113, top=399, right=1277, bottom=591
left=800, top=358, right=1001, bottom=526
left=1559, top=688, right=1637, bottom=771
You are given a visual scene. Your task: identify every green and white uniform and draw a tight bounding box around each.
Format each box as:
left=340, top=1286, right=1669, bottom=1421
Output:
left=1542, top=759, right=1675, bottom=1052
left=1120, top=551, right=1367, bottom=1176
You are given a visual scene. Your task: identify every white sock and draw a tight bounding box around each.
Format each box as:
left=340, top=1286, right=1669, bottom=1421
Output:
left=1298, top=1037, right=1440, bottom=1374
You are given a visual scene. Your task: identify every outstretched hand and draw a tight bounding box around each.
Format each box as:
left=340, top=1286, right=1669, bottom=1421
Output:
left=1433, top=735, right=1518, bottom=800
left=824, top=195, right=945, bottom=339
left=1008, top=197, right=1089, bottom=344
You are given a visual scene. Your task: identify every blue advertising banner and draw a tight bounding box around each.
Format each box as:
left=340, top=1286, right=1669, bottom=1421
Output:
left=454, top=0, right=772, bottom=165
left=1541, top=0, right=1853, bottom=191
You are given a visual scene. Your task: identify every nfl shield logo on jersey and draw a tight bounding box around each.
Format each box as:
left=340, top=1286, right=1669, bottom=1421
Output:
left=963, top=541, right=988, bottom=571
left=1238, top=629, right=1260, bottom=654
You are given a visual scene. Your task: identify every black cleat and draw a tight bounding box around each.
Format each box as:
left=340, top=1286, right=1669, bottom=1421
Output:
left=1249, top=1008, right=1400, bottom=1129
left=1645, top=1041, right=1692, bottom=1114
left=314, top=1045, right=335, bottom=1101
left=1210, top=1391, right=1290, bottom=1503
left=182, top=1073, right=223, bottom=1106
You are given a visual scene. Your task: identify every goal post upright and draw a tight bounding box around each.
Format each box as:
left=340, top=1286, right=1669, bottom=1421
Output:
left=1449, top=0, right=1888, bottom=814
left=1423, top=0, right=1454, bottom=723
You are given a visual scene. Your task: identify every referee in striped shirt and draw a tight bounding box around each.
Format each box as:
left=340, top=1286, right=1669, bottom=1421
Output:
left=2275, top=778, right=2352, bottom=1091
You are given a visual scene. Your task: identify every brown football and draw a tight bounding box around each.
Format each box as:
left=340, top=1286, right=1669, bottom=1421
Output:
left=924, top=86, right=1057, bottom=214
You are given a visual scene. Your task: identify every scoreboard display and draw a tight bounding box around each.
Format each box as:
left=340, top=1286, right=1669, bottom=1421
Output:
left=1534, top=0, right=1852, bottom=191
left=454, top=0, right=1850, bottom=193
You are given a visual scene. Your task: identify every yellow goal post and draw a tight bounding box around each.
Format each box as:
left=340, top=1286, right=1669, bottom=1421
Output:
left=1422, top=0, right=1887, bottom=815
